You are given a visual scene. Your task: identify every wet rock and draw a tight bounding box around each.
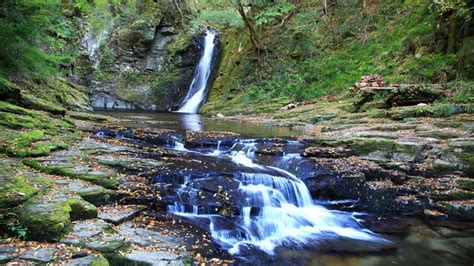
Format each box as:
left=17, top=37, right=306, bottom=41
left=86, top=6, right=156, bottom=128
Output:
left=124, top=251, right=183, bottom=266
left=77, top=138, right=134, bottom=154
left=303, top=146, right=352, bottom=158
left=432, top=226, right=474, bottom=238
left=0, top=246, right=17, bottom=263
left=440, top=200, right=474, bottom=221
left=361, top=216, right=409, bottom=234
left=19, top=190, right=97, bottom=241
left=85, top=235, right=128, bottom=253
left=98, top=204, right=147, bottom=224
left=95, top=155, right=163, bottom=173
left=66, top=255, right=109, bottom=266
left=64, top=180, right=116, bottom=206
left=19, top=248, right=56, bottom=263
left=116, top=222, right=179, bottom=247
left=0, top=174, right=39, bottom=208
left=184, top=131, right=240, bottom=148
left=61, top=220, right=111, bottom=245
left=188, top=176, right=240, bottom=193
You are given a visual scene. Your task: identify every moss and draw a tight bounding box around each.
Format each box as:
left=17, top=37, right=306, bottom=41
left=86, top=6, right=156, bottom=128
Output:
left=68, top=197, right=98, bottom=220
left=0, top=130, right=69, bottom=157
left=91, top=257, right=110, bottom=266
left=23, top=160, right=119, bottom=189
left=68, top=111, right=113, bottom=122
left=0, top=101, right=35, bottom=116
left=19, top=196, right=73, bottom=241
left=431, top=191, right=474, bottom=202
left=349, top=137, right=395, bottom=157
left=18, top=191, right=99, bottom=241
left=0, top=174, right=39, bottom=208
left=78, top=188, right=116, bottom=206
left=21, top=93, right=66, bottom=115
left=0, top=76, right=22, bottom=101
left=440, top=202, right=474, bottom=221
left=0, top=102, right=77, bottom=132
left=387, top=104, right=474, bottom=120
left=457, top=180, right=474, bottom=192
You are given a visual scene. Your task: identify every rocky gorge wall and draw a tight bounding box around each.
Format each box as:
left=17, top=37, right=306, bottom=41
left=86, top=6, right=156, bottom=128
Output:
left=76, top=16, right=220, bottom=111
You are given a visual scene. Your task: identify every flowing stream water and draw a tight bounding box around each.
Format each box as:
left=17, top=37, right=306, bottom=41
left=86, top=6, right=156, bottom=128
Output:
left=176, top=29, right=217, bottom=114
left=95, top=111, right=474, bottom=265
left=165, top=139, right=389, bottom=256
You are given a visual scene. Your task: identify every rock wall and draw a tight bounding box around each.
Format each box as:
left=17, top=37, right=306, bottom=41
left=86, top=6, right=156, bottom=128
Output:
left=75, top=17, right=216, bottom=111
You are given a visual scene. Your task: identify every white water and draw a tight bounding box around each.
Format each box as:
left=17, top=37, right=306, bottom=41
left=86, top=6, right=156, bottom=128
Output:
left=167, top=140, right=387, bottom=255
left=82, top=22, right=113, bottom=69
left=176, top=30, right=217, bottom=114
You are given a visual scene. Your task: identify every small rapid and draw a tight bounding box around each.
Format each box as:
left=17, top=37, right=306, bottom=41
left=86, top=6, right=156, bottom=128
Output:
left=162, top=139, right=388, bottom=255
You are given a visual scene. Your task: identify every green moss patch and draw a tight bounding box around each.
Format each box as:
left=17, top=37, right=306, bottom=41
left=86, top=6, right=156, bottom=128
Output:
left=0, top=174, right=39, bottom=208
left=23, top=160, right=119, bottom=189
left=19, top=192, right=98, bottom=241
left=68, top=111, right=113, bottom=122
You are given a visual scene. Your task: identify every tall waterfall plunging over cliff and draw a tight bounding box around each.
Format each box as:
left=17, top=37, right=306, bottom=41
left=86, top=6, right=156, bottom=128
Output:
left=176, top=30, right=217, bottom=113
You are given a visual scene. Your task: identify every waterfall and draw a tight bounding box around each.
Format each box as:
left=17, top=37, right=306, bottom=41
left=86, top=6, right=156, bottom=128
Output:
left=166, top=140, right=388, bottom=255
left=176, top=30, right=217, bottom=114
left=82, top=22, right=113, bottom=69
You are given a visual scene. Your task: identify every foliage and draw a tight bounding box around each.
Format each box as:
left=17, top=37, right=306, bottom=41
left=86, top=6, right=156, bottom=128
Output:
left=203, top=0, right=474, bottom=115
left=255, top=3, right=294, bottom=25
left=198, top=10, right=245, bottom=27
left=431, top=0, right=473, bottom=22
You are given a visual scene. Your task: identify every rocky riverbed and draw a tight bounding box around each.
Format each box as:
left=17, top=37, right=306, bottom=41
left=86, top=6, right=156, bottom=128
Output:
left=1, top=101, right=473, bottom=265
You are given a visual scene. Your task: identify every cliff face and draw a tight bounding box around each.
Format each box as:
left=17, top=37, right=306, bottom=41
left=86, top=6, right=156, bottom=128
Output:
left=75, top=16, right=208, bottom=111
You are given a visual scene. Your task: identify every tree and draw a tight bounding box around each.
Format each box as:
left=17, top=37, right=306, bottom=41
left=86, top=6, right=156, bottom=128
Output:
left=232, top=0, right=261, bottom=56
left=432, top=0, right=473, bottom=53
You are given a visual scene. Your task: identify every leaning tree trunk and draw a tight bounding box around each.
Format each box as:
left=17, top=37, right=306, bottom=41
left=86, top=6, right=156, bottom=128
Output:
left=446, top=12, right=458, bottom=54
left=234, top=0, right=261, bottom=56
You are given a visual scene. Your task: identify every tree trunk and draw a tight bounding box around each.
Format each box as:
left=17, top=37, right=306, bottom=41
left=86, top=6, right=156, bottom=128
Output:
left=446, top=12, right=458, bottom=53
left=234, top=0, right=260, bottom=56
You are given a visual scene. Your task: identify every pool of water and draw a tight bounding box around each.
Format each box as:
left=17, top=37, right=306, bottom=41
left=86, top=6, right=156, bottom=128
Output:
left=95, top=110, right=300, bottom=138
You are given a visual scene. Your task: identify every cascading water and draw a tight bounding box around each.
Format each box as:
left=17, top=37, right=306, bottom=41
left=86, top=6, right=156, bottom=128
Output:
left=164, top=140, right=389, bottom=255
left=176, top=29, right=217, bottom=114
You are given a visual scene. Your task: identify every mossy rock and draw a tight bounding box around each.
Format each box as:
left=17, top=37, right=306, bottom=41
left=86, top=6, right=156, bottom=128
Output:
left=0, top=174, right=39, bottom=208
left=457, top=179, right=474, bottom=192
left=67, top=255, right=110, bottom=266
left=68, top=197, right=98, bottom=220
left=19, top=192, right=97, bottom=241
left=21, top=94, right=66, bottom=115
left=430, top=190, right=474, bottom=202
left=435, top=139, right=474, bottom=176
left=0, top=101, right=35, bottom=116
left=67, top=180, right=117, bottom=206
left=68, top=112, right=113, bottom=122
left=23, top=160, right=119, bottom=189
left=0, top=102, right=77, bottom=132
left=440, top=201, right=474, bottom=221
left=0, top=130, right=69, bottom=158
left=387, top=104, right=474, bottom=120
left=0, top=76, right=22, bottom=101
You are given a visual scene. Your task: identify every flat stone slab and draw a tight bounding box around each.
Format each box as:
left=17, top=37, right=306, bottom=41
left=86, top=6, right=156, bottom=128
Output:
left=0, top=246, right=17, bottom=263
left=98, top=204, right=146, bottom=224
left=84, top=235, right=127, bottom=253
left=19, top=248, right=56, bottom=262
left=61, top=220, right=111, bottom=245
left=125, top=251, right=183, bottom=266
left=117, top=222, right=179, bottom=247
left=66, top=255, right=108, bottom=266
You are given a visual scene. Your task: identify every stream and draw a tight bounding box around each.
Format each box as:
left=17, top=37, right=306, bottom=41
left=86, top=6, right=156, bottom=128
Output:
left=94, top=111, right=474, bottom=265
